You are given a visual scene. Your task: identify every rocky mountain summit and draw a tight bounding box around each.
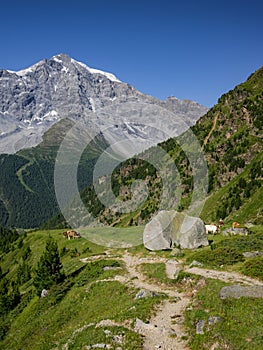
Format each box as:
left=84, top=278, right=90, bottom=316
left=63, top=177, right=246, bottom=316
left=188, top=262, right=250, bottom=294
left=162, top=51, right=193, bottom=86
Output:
left=0, top=54, right=208, bottom=154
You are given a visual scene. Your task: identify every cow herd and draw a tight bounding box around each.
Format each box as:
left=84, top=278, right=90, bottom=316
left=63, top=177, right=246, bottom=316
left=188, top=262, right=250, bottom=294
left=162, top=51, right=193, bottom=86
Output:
left=62, top=220, right=241, bottom=239
left=205, top=220, right=241, bottom=235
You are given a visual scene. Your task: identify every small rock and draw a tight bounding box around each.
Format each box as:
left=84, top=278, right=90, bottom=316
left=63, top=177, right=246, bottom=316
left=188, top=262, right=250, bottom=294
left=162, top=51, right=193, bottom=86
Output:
left=93, top=344, right=111, bottom=349
left=243, top=251, right=263, bottom=258
left=208, top=316, right=223, bottom=325
left=135, top=289, right=157, bottom=299
left=104, top=330, right=111, bottom=336
left=134, top=318, right=155, bottom=332
left=112, top=334, right=123, bottom=344
left=189, top=260, right=203, bottom=268
left=41, top=289, right=48, bottom=298
left=196, top=320, right=205, bottom=334
left=174, top=267, right=182, bottom=279
left=103, top=266, right=122, bottom=271
left=170, top=247, right=182, bottom=257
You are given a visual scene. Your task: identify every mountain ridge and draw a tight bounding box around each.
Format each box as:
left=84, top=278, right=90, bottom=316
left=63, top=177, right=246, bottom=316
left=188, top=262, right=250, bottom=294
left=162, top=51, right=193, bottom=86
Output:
left=0, top=53, right=208, bottom=154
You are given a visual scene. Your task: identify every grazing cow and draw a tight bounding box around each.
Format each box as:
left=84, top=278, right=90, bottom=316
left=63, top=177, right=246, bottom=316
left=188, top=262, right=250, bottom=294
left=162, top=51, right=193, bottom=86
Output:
left=218, top=219, right=224, bottom=227
left=232, top=222, right=240, bottom=229
left=62, top=230, right=81, bottom=239
left=205, top=224, right=219, bottom=235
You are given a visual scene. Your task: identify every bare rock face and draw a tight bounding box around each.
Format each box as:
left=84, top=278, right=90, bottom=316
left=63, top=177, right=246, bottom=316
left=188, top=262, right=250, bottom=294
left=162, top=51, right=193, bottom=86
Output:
left=143, top=210, right=208, bottom=251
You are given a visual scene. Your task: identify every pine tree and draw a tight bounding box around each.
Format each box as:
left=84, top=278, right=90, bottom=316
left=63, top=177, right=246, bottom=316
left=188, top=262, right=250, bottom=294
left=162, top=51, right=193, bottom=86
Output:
left=0, top=278, right=9, bottom=315
left=33, top=236, right=65, bottom=296
left=17, top=261, right=31, bottom=285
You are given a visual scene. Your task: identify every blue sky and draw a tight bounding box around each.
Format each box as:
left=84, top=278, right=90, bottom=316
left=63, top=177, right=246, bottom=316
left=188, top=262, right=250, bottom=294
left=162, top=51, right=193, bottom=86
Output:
left=1, top=0, right=262, bottom=107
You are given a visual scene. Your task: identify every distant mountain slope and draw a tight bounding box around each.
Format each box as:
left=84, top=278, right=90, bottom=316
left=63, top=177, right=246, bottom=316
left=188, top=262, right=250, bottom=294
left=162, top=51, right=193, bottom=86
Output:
left=0, top=119, right=109, bottom=228
left=0, top=54, right=208, bottom=154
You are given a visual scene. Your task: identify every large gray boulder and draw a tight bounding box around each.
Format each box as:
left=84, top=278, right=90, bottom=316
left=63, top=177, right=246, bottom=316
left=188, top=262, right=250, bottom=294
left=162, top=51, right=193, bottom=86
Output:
left=143, top=210, right=209, bottom=251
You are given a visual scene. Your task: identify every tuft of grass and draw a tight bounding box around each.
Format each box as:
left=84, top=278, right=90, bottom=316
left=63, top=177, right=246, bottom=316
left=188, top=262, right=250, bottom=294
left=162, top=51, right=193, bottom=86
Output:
left=241, top=257, right=263, bottom=281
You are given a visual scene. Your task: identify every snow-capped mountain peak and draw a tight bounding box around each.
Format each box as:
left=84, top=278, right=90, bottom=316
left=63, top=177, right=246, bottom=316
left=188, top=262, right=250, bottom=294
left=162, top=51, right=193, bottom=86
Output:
left=0, top=54, right=208, bottom=154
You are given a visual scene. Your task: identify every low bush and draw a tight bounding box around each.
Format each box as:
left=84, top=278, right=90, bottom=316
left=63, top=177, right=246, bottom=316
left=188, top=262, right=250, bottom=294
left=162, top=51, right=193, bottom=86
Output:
left=241, top=257, right=263, bottom=281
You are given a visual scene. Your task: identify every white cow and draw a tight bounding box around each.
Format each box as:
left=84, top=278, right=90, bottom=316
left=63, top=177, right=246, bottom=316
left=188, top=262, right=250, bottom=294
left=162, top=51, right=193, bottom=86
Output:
left=205, top=224, right=219, bottom=235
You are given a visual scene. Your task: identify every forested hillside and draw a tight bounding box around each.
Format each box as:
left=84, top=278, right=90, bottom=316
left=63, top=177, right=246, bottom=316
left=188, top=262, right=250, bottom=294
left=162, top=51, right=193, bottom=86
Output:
left=0, top=119, right=109, bottom=228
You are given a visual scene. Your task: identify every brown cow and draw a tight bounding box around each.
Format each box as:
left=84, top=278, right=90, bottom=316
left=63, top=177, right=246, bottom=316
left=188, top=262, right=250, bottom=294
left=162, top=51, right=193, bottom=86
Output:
left=232, top=222, right=240, bottom=229
left=218, top=219, right=224, bottom=227
left=62, top=230, right=81, bottom=239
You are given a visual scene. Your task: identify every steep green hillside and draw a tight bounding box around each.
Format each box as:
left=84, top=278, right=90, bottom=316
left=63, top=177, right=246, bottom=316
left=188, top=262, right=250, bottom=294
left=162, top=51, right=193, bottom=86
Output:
left=77, top=67, right=262, bottom=227
left=194, top=66, right=263, bottom=223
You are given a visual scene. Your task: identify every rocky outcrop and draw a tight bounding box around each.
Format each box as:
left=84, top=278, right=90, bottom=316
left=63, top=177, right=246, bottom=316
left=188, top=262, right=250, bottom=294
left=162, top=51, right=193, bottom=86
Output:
left=222, top=227, right=249, bottom=236
left=220, top=285, right=263, bottom=299
left=143, top=210, right=209, bottom=250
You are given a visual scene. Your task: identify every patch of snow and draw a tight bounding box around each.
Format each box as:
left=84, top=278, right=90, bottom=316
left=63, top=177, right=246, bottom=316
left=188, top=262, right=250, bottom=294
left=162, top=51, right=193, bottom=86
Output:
left=61, top=66, right=69, bottom=73
left=71, top=58, right=121, bottom=83
left=89, top=97, right=96, bottom=112
left=13, top=60, right=45, bottom=76
left=23, top=119, right=31, bottom=124
left=52, top=57, right=63, bottom=64
left=41, top=110, right=58, bottom=121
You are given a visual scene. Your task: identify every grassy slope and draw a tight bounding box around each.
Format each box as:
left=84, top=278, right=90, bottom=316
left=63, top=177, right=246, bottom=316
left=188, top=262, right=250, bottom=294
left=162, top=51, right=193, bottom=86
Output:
left=0, top=229, right=164, bottom=350
left=1, top=226, right=263, bottom=349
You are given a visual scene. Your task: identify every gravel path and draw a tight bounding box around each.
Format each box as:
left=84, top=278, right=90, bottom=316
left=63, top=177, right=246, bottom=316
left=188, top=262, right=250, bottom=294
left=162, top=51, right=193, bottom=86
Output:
left=81, top=251, right=263, bottom=349
left=122, top=252, right=190, bottom=350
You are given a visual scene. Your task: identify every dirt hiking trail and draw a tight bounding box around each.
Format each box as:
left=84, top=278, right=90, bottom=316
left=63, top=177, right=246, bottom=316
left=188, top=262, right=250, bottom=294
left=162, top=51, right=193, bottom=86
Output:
left=82, top=251, right=263, bottom=350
